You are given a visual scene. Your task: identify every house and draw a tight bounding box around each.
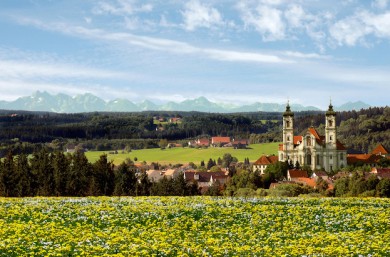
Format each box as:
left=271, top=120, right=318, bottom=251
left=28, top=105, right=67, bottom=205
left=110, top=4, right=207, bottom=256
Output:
left=278, top=102, right=347, bottom=172
left=66, top=144, right=76, bottom=153
left=146, top=169, right=179, bottom=182
left=169, top=117, right=182, bottom=123
left=371, top=144, right=389, bottom=157
left=287, top=169, right=308, bottom=181
left=311, top=171, right=329, bottom=181
left=253, top=155, right=278, bottom=175
left=184, top=171, right=229, bottom=191
left=232, top=139, right=249, bottom=149
left=196, top=138, right=210, bottom=147
left=347, top=144, right=389, bottom=166
left=211, top=137, right=231, bottom=147
left=371, top=167, right=390, bottom=179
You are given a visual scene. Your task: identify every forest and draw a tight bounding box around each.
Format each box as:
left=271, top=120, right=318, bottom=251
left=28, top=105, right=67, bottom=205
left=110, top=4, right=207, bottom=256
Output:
left=0, top=106, right=389, bottom=156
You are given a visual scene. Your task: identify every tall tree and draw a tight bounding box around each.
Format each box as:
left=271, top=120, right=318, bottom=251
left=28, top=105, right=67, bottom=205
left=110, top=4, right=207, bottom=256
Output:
left=14, top=154, right=31, bottom=197
left=114, top=162, right=137, bottom=196
left=52, top=151, right=71, bottom=196
left=92, top=154, right=115, bottom=196
left=67, top=151, right=91, bottom=196
left=30, top=149, right=55, bottom=196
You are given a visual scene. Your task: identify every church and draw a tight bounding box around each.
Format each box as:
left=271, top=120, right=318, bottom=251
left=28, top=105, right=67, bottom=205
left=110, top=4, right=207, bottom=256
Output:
left=278, top=102, right=347, bottom=172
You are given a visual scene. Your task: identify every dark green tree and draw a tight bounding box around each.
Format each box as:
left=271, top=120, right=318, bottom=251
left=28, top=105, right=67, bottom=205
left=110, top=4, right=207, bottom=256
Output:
left=52, top=151, right=71, bottom=196
left=67, top=151, right=91, bottom=196
left=207, top=158, right=215, bottom=170
left=136, top=171, right=151, bottom=196
left=14, top=154, right=31, bottom=197
left=92, top=154, right=115, bottom=196
left=114, top=162, right=137, bottom=196
left=376, top=178, right=390, bottom=197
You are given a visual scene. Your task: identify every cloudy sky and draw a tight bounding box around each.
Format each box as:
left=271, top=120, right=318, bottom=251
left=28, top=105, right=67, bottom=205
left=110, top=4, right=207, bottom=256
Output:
left=0, top=0, right=389, bottom=109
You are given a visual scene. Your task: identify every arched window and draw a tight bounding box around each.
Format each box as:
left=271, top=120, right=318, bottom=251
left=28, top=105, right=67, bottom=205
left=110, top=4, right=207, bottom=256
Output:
left=286, top=120, right=290, bottom=128
left=328, top=119, right=333, bottom=127
left=306, top=136, right=311, bottom=146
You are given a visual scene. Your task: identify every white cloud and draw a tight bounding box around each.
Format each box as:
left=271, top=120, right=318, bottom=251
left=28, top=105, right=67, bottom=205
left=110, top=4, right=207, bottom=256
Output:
left=329, top=10, right=390, bottom=46
left=0, top=59, right=126, bottom=80
left=372, top=0, right=388, bottom=9
left=15, top=17, right=293, bottom=64
left=237, top=2, right=285, bottom=41
left=181, top=0, right=223, bottom=31
left=93, top=0, right=153, bottom=16
left=284, top=5, right=305, bottom=28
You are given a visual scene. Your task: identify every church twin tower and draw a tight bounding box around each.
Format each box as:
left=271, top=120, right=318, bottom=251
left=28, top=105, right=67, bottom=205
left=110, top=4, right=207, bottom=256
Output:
left=278, top=102, right=347, bottom=172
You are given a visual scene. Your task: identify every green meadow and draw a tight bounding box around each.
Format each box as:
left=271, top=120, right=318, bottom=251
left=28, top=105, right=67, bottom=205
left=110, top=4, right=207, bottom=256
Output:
left=85, top=142, right=279, bottom=165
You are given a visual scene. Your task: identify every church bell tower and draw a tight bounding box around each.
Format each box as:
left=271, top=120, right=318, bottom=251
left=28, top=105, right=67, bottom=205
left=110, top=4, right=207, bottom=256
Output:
left=282, top=101, right=294, bottom=161
left=325, top=101, right=337, bottom=149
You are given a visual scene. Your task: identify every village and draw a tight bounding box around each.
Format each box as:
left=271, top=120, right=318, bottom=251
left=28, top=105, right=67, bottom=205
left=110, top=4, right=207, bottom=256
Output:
left=131, top=103, right=390, bottom=196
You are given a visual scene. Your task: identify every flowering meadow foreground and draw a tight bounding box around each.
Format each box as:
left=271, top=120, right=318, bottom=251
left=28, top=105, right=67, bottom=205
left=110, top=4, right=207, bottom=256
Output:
left=0, top=197, right=389, bottom=256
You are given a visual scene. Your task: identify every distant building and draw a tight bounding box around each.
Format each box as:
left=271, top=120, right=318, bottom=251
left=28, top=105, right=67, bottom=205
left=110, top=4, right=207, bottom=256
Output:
left=347, top=144, right=389, bottom=166
left=287, top=169, right=309, bottom=181
left=211, top=137, right=231, bottom=147
left=253, top=155, right=278, bottom=175
left=184, top=171, right=228, bottom=192
left=278, top=102, right=347, bottom=172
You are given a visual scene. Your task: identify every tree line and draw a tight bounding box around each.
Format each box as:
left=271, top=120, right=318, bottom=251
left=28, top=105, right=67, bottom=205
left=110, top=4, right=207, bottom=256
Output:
left=0, top=107, right=389, bottom=155
left=0, top=150, right=198, bottom=197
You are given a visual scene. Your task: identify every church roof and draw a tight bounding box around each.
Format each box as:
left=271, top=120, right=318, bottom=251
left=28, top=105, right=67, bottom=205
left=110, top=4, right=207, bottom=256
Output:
left=326, top=103, right=336, bottom=116
left=308, top=127, right=321, bottom=140
left=283, top=102, right=294, bottom=117
left=294, top=136, right=303, bottom=145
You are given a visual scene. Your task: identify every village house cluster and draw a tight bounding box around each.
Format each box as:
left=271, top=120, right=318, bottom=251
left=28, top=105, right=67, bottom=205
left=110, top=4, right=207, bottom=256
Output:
left=131, top=103, right=390, bottom=194
left=188, top=137, right=249, bottom=149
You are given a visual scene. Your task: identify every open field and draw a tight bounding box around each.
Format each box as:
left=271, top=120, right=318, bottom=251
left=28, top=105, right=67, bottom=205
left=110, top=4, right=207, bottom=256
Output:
left=0, top=197, right=389, bottom=256
left=85, top=142, right=279, bottom=165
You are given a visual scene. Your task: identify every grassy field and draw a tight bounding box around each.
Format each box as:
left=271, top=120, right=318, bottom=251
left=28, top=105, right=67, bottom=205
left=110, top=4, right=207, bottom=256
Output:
left=85, top=142, right=279, bottom=165
left=1, top=197, right=389, bottom=256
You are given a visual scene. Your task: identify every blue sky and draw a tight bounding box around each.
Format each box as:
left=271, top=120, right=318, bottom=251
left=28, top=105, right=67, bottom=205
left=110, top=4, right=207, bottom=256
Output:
left=0, top=0, right=389, bottom=109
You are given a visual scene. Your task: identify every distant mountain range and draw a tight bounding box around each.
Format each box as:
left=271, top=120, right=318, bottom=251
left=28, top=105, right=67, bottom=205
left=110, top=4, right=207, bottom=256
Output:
left=0, top=91, right=372, bottom=113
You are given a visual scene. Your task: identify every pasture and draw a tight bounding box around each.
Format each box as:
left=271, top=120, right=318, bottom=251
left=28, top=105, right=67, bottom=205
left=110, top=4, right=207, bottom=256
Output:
left=85, top=142, right=279, bottom=165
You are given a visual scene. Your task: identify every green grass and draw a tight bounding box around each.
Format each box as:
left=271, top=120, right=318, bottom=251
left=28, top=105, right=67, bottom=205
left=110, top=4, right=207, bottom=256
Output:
left=85, top=142, right=280, bottom=165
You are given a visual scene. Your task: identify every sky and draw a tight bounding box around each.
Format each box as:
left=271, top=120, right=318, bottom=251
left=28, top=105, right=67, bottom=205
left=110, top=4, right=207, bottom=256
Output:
left=0, top=0, right=389, bottom=109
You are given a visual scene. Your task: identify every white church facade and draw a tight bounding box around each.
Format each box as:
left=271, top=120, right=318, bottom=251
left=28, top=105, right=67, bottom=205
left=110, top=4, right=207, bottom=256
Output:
left=278, top=102, right=347, bottom=172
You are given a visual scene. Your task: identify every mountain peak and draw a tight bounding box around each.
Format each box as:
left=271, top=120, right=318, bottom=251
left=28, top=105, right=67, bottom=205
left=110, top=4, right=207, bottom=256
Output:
left=0, top=92, right=373, bottom=113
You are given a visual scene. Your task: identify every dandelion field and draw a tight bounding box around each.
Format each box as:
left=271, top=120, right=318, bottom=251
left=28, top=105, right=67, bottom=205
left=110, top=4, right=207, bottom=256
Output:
left=0, top=197, right=389, bottom=256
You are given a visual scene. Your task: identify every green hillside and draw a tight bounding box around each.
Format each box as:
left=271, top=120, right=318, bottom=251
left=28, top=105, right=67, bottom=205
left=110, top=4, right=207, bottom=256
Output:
left=85, top=142, right=279, bottom=165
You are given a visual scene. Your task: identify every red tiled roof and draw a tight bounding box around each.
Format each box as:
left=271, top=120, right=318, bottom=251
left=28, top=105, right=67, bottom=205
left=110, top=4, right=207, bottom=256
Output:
left=232, top=139, right=248, bottom=145
left=184, top=171, right=228, bottom=183
left=296, top=177, right=317, bottom=188
left=308, top=127, right=321, bottom=140
left=211, top=137, right=231, bottom=144
left=371, top=144, right=389, bottom=155
left=294, top=136, right=303, bottom=145
left=288, top=169, right=309, bottom=178
left=279, top=144, right=283, bottom=151
left=197, top=138, right=210, bottom=146
left=347, top=154, right=381, bottom=164
left=253, top=155, right=278, bottom=165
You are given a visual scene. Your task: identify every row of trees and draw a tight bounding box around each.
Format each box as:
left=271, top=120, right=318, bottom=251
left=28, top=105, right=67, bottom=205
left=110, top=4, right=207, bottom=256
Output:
left=334, top=172, right=390, bottom=197
left=0, top=150, right=199, bottom=197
